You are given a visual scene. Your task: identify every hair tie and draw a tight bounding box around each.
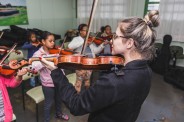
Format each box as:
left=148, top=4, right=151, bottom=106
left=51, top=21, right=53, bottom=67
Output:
left=146, top=20, right=153, bottom=27
left=143, top=17, right=153, bottom=28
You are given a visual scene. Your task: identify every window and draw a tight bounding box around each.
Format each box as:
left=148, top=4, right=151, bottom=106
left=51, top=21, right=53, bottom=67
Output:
left=77, top=0, right=131, bottom=19
left=144, top=0, right=160, bottom=15
left=77, top=0, right=132, bottom=32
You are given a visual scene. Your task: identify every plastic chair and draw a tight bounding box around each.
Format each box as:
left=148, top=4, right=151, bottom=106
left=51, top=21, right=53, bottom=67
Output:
left=26, top=85, right=44, bottom=122
left=21, top=65, right=40, bottom=110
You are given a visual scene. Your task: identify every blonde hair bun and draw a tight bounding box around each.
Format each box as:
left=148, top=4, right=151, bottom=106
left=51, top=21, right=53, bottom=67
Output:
left=144, top=10, right=159, bottom=28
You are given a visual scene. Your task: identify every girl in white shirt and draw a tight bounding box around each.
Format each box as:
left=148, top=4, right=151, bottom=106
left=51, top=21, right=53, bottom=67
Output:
left=68, top=24, right=108, bottom=93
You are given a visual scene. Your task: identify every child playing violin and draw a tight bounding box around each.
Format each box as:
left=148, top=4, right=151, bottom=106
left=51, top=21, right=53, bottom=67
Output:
left=0, top=61, right=27, bottom=122
left=31, top=31, right=69, bottom=122
left=68, top=24, right=108, bottom=93
left=100, top=25, right=113, bottom=55
left=101, top=25, right=113, bottom=39
left=22, top=31, right=41, bottom=87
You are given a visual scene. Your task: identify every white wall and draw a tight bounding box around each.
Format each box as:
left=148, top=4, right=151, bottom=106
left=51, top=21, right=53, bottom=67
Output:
left=0, top=0, right=76, bottom=37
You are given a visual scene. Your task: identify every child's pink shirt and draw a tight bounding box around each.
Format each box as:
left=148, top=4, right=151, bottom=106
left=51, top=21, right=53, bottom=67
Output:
left=0, top=75, right=21, bottom=122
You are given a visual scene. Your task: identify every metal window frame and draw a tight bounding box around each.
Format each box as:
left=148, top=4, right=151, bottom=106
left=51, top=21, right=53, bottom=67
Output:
left=144, top=0, right=160, bottom=16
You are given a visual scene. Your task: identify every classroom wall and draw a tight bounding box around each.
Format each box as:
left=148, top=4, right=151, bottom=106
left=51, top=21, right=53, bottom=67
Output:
left=0, top=0, right=76, bottom=37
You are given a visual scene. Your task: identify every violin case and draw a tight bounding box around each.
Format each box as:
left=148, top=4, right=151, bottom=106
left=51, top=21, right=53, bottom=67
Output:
left=151, top=35, right=172, bottom=75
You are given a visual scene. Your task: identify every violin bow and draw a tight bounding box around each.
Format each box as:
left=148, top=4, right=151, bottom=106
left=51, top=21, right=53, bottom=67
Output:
left=90, top=32, right=100, bottom=58
left=59, top=35, right=67, bottom=54
left=91, top=32, right=99, bottom=42
left=81, top=0, right=99, bottom=56
left=0, top=31, right=3, bottom=39
left=0, top=43, right=17, bottom=65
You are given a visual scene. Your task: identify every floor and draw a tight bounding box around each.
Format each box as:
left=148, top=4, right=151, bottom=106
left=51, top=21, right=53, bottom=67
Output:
left=8, top=71, right=184, bottom=122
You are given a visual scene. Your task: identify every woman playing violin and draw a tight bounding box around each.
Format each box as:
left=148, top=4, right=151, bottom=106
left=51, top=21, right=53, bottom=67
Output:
left=51, top=10, right=160, bottom=122
left=68, top=23, right=108, bottom=93
left=22, top=31, right=41, bottom=87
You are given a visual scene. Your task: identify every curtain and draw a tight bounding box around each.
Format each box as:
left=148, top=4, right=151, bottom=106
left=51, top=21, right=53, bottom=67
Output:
left=158, top=0, right=184, bottom=42
left=77, top=0, right=134, bottom=33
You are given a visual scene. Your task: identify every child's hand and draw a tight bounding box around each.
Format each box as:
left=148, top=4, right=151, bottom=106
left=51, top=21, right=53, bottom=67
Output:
left=17, top=68, right=28, bottom=77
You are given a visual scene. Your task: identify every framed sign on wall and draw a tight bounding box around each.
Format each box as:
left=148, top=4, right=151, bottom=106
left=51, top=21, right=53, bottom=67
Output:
left=0, top=0, right=28, bottom=26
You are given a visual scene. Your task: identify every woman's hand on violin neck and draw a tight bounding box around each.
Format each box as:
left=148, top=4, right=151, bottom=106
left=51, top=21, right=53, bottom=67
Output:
left=39, top=57, right=57, bottom=71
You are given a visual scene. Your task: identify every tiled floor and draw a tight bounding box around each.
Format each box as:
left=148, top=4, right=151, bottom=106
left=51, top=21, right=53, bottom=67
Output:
left=8, top=72, right=184, bottom=122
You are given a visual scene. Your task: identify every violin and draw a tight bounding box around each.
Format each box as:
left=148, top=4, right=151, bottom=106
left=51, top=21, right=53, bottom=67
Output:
left=0, top=65, right=15, bottom=76
left=5, top=53, right=124, bottom=71
left=31, top=41, right=42, bottom=47
left=88, top=36, right=105, bottom=45
left=0, top=56, right=56, bottom=76
left=101, top=34, right=113, bottom=41
left=35, top=54, right=123, bottom=70
left=0, top=61, right=38, bottom=76
left=57, top=55, right=124, bottom=70
left=49, top=48, right=76, bottom=55
left=6, top=57, right=57, bottom=70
